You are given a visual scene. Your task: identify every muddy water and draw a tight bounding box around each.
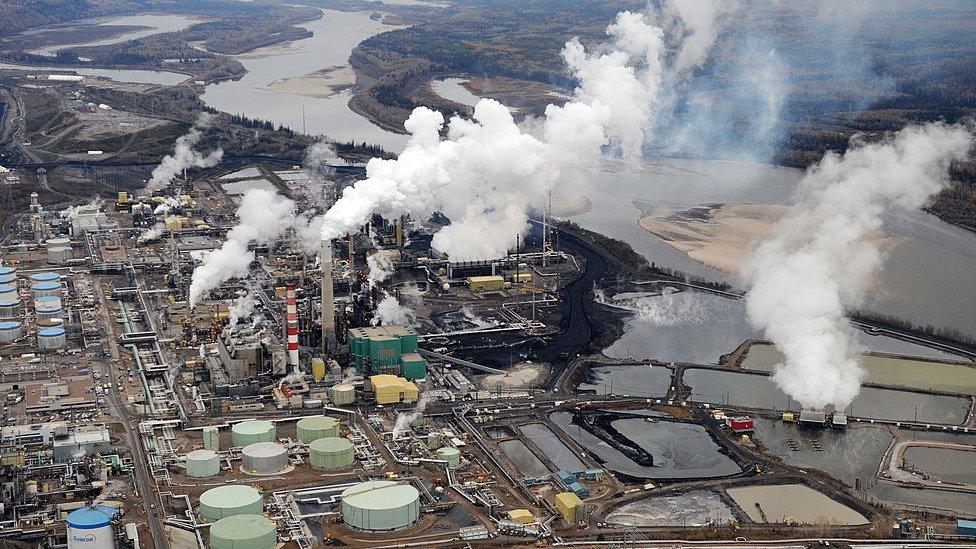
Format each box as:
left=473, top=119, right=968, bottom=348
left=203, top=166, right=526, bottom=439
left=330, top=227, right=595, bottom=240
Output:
left=431, top=77, right=480, bottom=108
left=683, top=368, right=971, bottom=424
left=519, top=423, right=585, bottom=473
left=903, top=446, right=976, bottom=485
left=498, top=439, right=549, bottom=478
left=726, top=484, right=868, bottom=525
left=577, top=364, right=673, bottom=398
left=606, top=490, right=735, bottom=527
left=742, top=343, right=976, bottom=395
left=611, top=418, right=741, bottom=478
left=0, top=62, right=186, bottom=85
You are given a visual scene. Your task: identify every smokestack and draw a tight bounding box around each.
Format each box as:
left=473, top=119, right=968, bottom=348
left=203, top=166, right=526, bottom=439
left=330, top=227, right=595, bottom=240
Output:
left=395, top=215, right=405, bottom=249
left=320, top=240, right=337, bottom=354
left=286, top=284, right=300, bottom=370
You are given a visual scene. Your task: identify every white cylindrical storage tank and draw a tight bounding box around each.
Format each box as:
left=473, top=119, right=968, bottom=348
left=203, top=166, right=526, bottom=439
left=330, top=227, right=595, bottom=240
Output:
left=309, top=437, right=355, bottom=470
left=331, top=383, right=355, bottom=405
left=30, top=272, right=61, bottom=284
left=48, top=246, right=73, bottom=265
left=35, top=301, right=63, bottom=326
left=436, top=447, right=461, bottom=468
left=209, top=514, right=277, bottom=549
left=0, top=269, right=15, bottom=285
left=186, top=449, right=221, bottom=478
left=37, top=326, right=66, bottom=350
left=199, top=485, right=263, bottom=523
left=203, top=426, right=220, bottom=451
left=0, top=284, right=18, bottom=300
left=296, top=416, right=339, bottom=443
left=47, top=237, right=71, bottom=248
left=0, top=321, right=23, bottom=343
left=341, top=480, right=421, bottom=531
left=31, top=281, right=62, bottom=299
left=241, top=442, right=288, bottom=474
left=231, top=420, right=276, bottom=447
left=0, top=298, right=21, bottom=320
left=66, top=505, right=118, bottom=549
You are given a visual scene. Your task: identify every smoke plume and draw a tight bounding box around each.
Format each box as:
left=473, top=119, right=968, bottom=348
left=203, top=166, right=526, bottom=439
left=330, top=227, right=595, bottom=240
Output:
left=366, top=251, right=395, bottom=288
left=146, top=114, right=223, bottom=193
left=137, top=223, right=165, bottom=244
left=372, top=292, right=416, bottom=327
left=743, top=124, right=972, bottom=410
left=188, top=189, right=296, bottom=306
left=318, top=7, right=684, bottom=260
left=228, top=291, right=257, bottom=329
left=392, top=385, right=432, bottom=439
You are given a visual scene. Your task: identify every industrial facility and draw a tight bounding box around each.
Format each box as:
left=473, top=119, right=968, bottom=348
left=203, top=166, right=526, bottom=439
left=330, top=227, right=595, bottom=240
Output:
left=0, top=158, right=974, bottom=549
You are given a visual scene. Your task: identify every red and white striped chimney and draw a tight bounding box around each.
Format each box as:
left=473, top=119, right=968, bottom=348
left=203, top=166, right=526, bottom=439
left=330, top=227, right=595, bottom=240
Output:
left=286, top=284, right=300, bottom=370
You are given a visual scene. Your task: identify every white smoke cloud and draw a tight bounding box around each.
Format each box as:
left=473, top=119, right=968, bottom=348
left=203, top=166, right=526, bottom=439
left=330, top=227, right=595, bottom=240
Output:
left=228, top=291, right=257, bottom=329
left=392, top=385, right=432, bottom=439
left=188, top=189, right=297, bottom=306
left=372, top=292, right=416, bottom=327
left=743, top=123, right=972, bottom=410
left=366, top=251, right=395, bottom=288
left=664, top=0, right=732, bottom=75
left=318, top=8, right=674, bottom=260
left=145, top=114, right=223, bottom=193
left=137, top=223, right=165, bottom=244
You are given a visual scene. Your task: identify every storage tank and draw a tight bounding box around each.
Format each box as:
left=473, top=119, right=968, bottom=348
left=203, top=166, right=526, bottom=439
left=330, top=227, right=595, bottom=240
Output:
left=231, top=420, right=276, bottom=447
left=309, top=437, right=355, bottom=470
left=331, top=383, right=355, bottom=405
left=209, top=514, right=277, bottom=549
left=0, top=267, right=15, bottom=285
left=186, top=449, right=221, bottom=478
left=311, top=358, right=325, bottom=382
left=0, top=321, right=23, bottom=343
left=436, top=447, right=461, bottom=468
left=0, top=298, right=22, bottom=320
left=35, top=301, right=63, bottom=326
left=66, top=505, right=118, bottom=549
left=199, top=485, right=263, bottom=522
left=37, top=326, right=66, bottom=350
left=203, top=426, right=220, bottom=451
left=31, top=281, right=62, bottom=299
left=296, top=416, right=338, bottom=443
left=0, top=284, right=18, bottom=299
left=241, top=442, right=288, bottom=474
left=341, top=480, right=420, bottom=531
left=48, top=246, right=73, bottom=265
left=30, top=272, right=61, bottom=284
left=426, top=433, right=440, bottom=450
left=35, top=295, right=61, bottom=309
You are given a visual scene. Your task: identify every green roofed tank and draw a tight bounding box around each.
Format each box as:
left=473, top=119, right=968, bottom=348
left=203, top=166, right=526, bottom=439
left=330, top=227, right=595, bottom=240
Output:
left=309, top=437, right=355, bottom=470
left=199, top=485, right=263, bottom=522
left=341, top=480, right=420, bottom=531
left=232, top=420, right=276, bottom=447
left=209, top=514, right=277, bottom=549
left=296, top=416, right=339, bottom=443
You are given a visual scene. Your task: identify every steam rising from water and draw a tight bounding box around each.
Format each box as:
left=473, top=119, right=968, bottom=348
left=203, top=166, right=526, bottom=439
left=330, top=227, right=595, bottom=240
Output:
left=744, top=124, right=973, bottom=410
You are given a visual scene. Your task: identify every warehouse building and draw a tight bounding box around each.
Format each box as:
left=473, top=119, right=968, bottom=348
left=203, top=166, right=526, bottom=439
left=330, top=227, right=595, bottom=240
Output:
left=369, top=375, right=420, bottom=404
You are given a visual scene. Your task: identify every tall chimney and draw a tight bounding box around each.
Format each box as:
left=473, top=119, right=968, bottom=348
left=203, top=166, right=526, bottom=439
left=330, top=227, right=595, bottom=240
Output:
left=286, top=283, right=300, bottom=370
left=320, top=240, right=337, bottom=354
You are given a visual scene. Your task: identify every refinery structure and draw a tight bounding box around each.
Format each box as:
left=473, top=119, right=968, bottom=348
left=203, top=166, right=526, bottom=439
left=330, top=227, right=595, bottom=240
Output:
left=0, top=156, right=974, bottom=549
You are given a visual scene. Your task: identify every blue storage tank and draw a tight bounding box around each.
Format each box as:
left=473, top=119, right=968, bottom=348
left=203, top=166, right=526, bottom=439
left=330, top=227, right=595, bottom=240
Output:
left=66, top=506, right=118, bottom=549
left=30, top=272, right=61, bottom=283
left=31, top=281, right=62, bottom=299
left=958, top=519, right=976, bottom=537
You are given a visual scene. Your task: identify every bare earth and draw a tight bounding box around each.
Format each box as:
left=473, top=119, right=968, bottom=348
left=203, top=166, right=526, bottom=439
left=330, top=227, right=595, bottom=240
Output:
left=639, top=203, right=904, bottom=274
left=265, top=66, right=356, bottom=98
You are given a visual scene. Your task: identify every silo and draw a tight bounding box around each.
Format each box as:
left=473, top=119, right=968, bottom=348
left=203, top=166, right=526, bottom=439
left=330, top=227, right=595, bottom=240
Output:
left=203, top=426, right=220, bottom=451
left=309, top=437, right=355, bottom=470
left=209, top=514, right=277, bottom=549
left=0, top=298, right=22, bottom=320
left=37, top=326, right=67, bottom=350
left=241, top=442, right=288, bottom=474
left=436, top=447, right=461, bottom=468
left=341, top=480, right=421, bottom=531
left=0, top=321, right=23, bottom=343
left=296, top=416, right=338, bottom=443
left=231, top=420, right=276, bottom=447
left=199, top=485, right=263, bottom=522
left=311, top=358, right=325, bottom=382
left=31, top=281, right=62, bottom=299
left=331, top=383, right=355, bottom=405
left=66, top=505, right=118, bottom=549
left=186, top=449, right=221, bottom=478
left=0, top=284, right=18, bottom=300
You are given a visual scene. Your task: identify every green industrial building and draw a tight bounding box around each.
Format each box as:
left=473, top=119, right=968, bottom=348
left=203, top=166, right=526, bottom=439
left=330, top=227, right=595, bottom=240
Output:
left=347, top=325, right=427, bottom=379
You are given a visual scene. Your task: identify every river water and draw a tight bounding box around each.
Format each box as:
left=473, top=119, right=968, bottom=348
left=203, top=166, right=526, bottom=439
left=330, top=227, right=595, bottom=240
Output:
left=29, top=14, right=203, bottom=56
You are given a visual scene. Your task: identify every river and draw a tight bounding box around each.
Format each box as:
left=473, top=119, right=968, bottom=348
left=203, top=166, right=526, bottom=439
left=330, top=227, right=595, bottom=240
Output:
left=29, top=14, right=204, bottom=56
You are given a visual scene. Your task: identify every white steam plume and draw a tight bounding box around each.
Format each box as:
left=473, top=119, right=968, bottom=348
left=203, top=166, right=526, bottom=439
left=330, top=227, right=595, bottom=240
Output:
left=137, top=223, right=165, bottom=244
left=228, top=291, right=257, bottom=329
left=319, top=9, right=673, bottom=260
left=392, top=385, right=432, bottom=439
left=188, top=189, right=296, bottom=306
left=366, top=251, right=395, bottom=288
left=743, top=124, right=972, bottom=410
left=146, top=114, right=223, bottom=193
left=372, top=292, right=416, bottom=327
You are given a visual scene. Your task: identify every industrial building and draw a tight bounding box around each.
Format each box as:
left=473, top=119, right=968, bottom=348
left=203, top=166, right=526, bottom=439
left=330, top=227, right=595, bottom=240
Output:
left=369, top=374, right=420, bottom=404
left=348, top=325, right=427, bottom=379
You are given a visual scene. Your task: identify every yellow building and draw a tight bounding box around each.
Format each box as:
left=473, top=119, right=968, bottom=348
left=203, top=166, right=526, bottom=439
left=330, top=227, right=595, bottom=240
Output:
left=507, top=509, right=534, bottom=524
left=370, top=375, right=420, bottom=404
left=510, top=273, right=532, bottom=284
left=553, top=492, right=582, bottom=524
left=466, top=275, right=505, bottom=292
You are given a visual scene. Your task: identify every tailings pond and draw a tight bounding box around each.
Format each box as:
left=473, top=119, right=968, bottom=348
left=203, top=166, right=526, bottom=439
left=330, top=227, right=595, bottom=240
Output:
left=726, top=484, right=868, bottom=525
left=518, top=423, right=585, bottom=473
left=682, top=368, right=971, bottom=424
left=549, top=412, right=740, bottom=480
left=577, top=364, right=673, bottom=398
left=498, top=439, right=550, bottom=478
left=902, top=446, right=976, bottom=485
left=606, top=490, right=735, bottom=527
